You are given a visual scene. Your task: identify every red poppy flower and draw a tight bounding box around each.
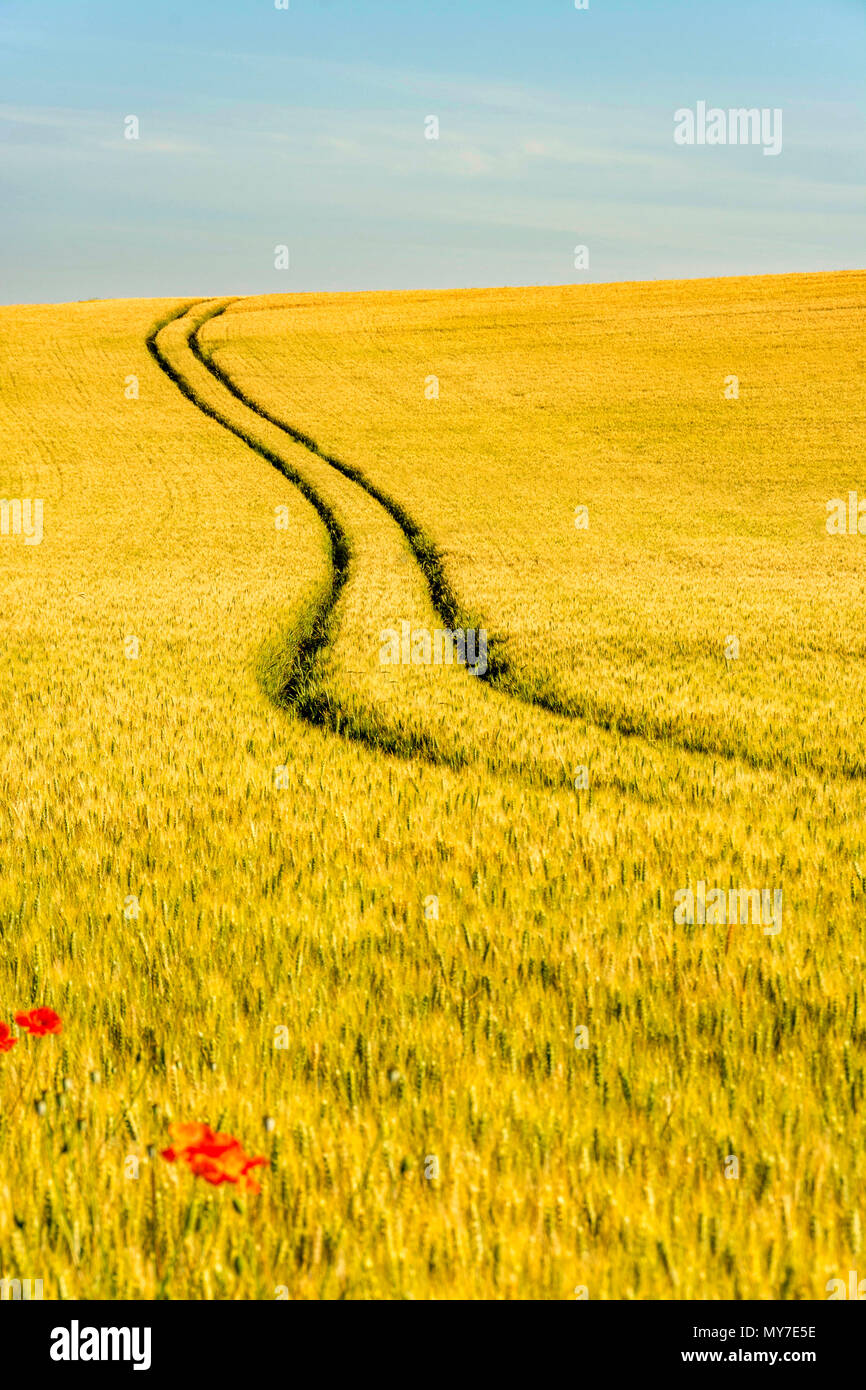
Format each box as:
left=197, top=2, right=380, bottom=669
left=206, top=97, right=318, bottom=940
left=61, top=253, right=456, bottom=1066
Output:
left=0, top=1022, right=17, bottom=1053
left=161, top=1122, right=269, bottom=1193
left=14, top=1008, right=62, bottom=1036
left=160, top=1122, right=218, bottom=1161
left=188, top=1144, right=269, bottom=1193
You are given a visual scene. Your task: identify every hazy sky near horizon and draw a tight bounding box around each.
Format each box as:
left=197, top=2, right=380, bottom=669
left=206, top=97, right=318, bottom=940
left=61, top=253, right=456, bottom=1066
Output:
left=0, top=0, right=863, bottom=304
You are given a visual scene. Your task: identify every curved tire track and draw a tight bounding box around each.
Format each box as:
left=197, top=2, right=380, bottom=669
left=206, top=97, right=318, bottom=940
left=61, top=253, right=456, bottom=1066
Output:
left=148, top=299, right=850, bottom=816
left=147, top=300, right=673, bottom=800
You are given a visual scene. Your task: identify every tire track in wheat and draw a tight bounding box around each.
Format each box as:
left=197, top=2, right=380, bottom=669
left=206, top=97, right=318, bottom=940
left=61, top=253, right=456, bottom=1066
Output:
left=147, top=301, right=664, bottom=799
left=148, top=299, right=849, bottom=822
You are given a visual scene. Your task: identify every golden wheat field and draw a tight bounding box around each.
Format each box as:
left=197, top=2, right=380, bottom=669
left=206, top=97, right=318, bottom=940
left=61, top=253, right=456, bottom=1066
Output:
left=0, top=270, right=864, bottom=1300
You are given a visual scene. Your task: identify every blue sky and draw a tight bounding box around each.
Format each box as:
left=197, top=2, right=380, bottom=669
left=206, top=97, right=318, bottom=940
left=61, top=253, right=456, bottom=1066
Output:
left=0, top=0, right=863, bottom=303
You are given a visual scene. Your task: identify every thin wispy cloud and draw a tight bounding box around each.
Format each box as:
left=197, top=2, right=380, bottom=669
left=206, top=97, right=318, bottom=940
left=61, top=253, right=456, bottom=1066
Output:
left=0, top=0, right=862, bottom=302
